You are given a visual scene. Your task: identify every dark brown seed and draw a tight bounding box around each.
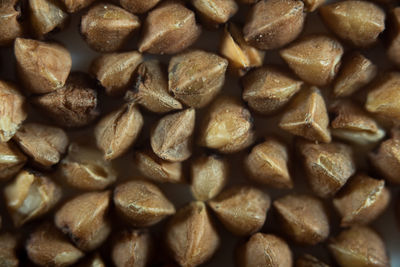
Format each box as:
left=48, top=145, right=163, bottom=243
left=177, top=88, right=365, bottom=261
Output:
left=60, top=0, right=97, bottom=12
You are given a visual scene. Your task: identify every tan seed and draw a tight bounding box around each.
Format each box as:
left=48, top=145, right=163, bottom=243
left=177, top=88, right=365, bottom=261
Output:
left=60, top=0, right=96, bottom=12
left=0, top=141, right=27, bottom=181
left=0, top=0, right=24, bottom=46
left=119, top=0, right=161, bottom=14
left=191, top=0, right=238, bottom=26
left=0, top=233, right=19, bottom=267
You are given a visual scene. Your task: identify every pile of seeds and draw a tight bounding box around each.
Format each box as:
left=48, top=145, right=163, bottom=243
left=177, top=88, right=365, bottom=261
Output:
left=0, top=0, right=400, bottom=266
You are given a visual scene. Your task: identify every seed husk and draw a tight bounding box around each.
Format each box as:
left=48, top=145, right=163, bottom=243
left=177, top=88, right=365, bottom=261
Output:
left=60, top=0, right=96, bottom=12
left=119, top=0, right=161, bottom=14
left=0, top=141, right=27, bottom=181
left=0, top=0, right=24, bottom=46
left=191, top=0, right=238, bottom=26
left=296, top=254, right=329, bottom=267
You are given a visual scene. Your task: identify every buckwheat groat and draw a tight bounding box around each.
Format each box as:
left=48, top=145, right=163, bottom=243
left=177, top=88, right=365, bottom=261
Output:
left=120, top=0, right=161, bottom=14
left=296, top=254, right=329, bottom=267
left=0, top=0, right=24, bottom=46
left=0, top=141, right=26, bottom=181
left=191, top=0, right=238, bottom=27
left=60, top=0, right=97, bottom=12
left=387, top=8, right=400, bottom=67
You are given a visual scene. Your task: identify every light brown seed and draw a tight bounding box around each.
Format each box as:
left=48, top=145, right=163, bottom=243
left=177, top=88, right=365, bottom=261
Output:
left=81, top=3, right=141, bottom=52
left=13, top=123, right=68, bottom=168
left=114, top=180, right=175, bottom=227
left=243, top=0, right=305, bottom=50
left=166, top=201, right=220, bottom=267
left=90, top=51, right=143, bottom=96
left=59, top=143, right=117, bottom=190
left=4, top=170, right=61, bottom=227
left=0, top=141, right=26, bottom=181
left=31, top=72, right=99, bottom=128
left=302, top=0, right=325, bottom=12
left=0, top=0, right=24, bottom=46
left=151, top=108, right=195, bottom=162
left=120, top=0, right=161, bottom=14
left=191, top=0, right=238, bottom=26
left=138, top=1, right=201, bottom=54
left=29, top=0, right=69, bottom=38
left=333, top=174, right=390, bottom=227
left=298, top=140, right=355, bottom=198
left=0, top=233, right=19, bottom=267
left=208, top=186, right=271, bottom=236
left=112, top=230, right=152, bottom=267
left=273, top=194, right=330, bottom=245
left=279, top=86, right=331, bottom=143
left=26, top=223, right=84, bottom=267
left=59, top=0, right=96, bottom=12
left=280, top=35, right=343, bottom=86
left=126, top=60, right=183, bottom=113
left=236, top=233, right=292, bottom=267
left=55, top=191, right=111, bottom=251
left=190, top=154, right=228, bottom=201
left=319, top=1, right=385, bottom=47
left=329, top=226, right=389, bottom=267
left=199, top=97, right=255, bottom=153
left=296, top=254, right=329, bottom=267
left=387, top=8, right=400, bottom=67
left=168, top=50, right=228, bottom=108
left=95, top=103, right=143, bottom=160
left=15, top=38, right=72, bottom=94
left=245, top=138, right=292, bottom=189
left=220, top=23, right=265, bottom=76
left=242, top=66, right=303, bottom=115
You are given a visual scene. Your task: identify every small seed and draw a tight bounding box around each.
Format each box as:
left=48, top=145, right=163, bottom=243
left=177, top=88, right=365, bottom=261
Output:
left=90, top=51, right=143, bottom=96
left=191, top=0, right=238, bottom=26
left=236, top=233, right=292, bottom=267
left=60, top=0, right=96, bottom=12
left=4, top=170, right=62, bottom=227
left=126, top=60, right=183, bottom=113
left=296, top=254, right=329, bottom=267
left=0, top=233, right=19, bottom=267
left=81, top=3, right=141, bottom=52
left=120, top=0, right=161, bottom=14
left=280, top=35, right=343, bottom=86
left=0, top=0, right=24, bottom=46
left=208, top=186, right=271, bottom=236
left=114, top=180, right=175, bottom=227
left=55, top=191, right=111, bottom=251
left=199, top=97, right=255, bottom=153
left=112, top=230, right=152, bottom=267
left=273, top=194, right=329, bottom=245
left=95, top=103, right=143, bottom=160
left=31, top=72, right=99, bottom=128
left=329, top=226, right=389, bottom=267
left=168, top=50, right=228, bottom=108
left=387, top=8, right=400, bottom=67
left=243, top=0, right=305, bottom=50
left=302, top=0, right=325, bottom=12
left=13, top=123, right=69, bottom=168
left=319, top=1, right=385, bottom=47
left=59, top=143, right=117, bottom=190
left=151, top=108, right=195, bottom=162
left=15, top=38, right=72, bottom=94
left=165, top=201, right=220, bottom=267
left=279, top=86, right=331, bottom=143
left=191, top=154, right=228, bottom=201
left=0, top=141, right=26, bottom=181
left=26, top=223, right=84, bottom=267
left=298, top=140, right=356, bottom=198
left=242, top=66, right=303, bottom=115
left=138, top=1, right=201, bottom=54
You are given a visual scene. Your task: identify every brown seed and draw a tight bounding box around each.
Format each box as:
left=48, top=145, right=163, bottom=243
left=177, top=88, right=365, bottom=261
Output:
left=165, top=201, right=220, bottom=267
left=114, top=180, right=175, bottom=227
left=4, top=170, right=62, bottom=227
left=15, top=38, right=72, bottom=94
left=199, top=97, right=255, bottom=153
left=120, top=0, right=161, bottom=14
left=0, top=0, right=24, bottom=46
left=95, top=103, right=143, bottom=160
left=31, top=72, right=99, bottom=128
left=242, top=66, right=303, bottom=115
left=55, top=191, right=111, bottom=251
left=387, top=8, right=400, bottom=67
left=0, top=141, right=26, bottom=181
left=279, top=86, right=331, bottom=143
left=29, top=0, right=69, bottom=38
left=208, top=186, right=271, bottom=236
left=90, top=51, right=143, bottom=96
left=296, top=254, right=329, bottom=267
left=245, top=138, right=292, bottom=189
left=329, top=226, right=389, bottom=267
left=333, top=52, right=377, bottom=98
left=112, top=230, right=152, bottom=267
left=220, top=23, right=265, bottom=76
left=243, top=0, right=305, bottom=50
left=333, top=174, right=390, bottom=227
left=126, top=60, right=183, bottom=113
left=151, top=108, right=195, bottom=162
left=138, top=1, right=201, bottom=55
left=59, top=143, right=117, bottom=190
left=168, top=50, right=228, bottom=108
left=13, top=123, right=69, bottom=168
left=273, top=194, right=330, bottom=245
left=133, top=149, right=184, bottom=184
left=190, top=154, right=228, bottom=201
left=320, top=1, right=385, bottom=47
left=280, top=35, right=343, bottom=86
left=81, top=3, right=140, bottom=52
left=60, top=0, right=96, bottom=12
left=302, top=0, right=325, bottom=12
left=236, top=233, right=292, bottom=267
left=298, top=140, right=356, bottom=198
left=191, top=0, right=238, bottom=26
left=26, top=223, right=84, bottom=267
